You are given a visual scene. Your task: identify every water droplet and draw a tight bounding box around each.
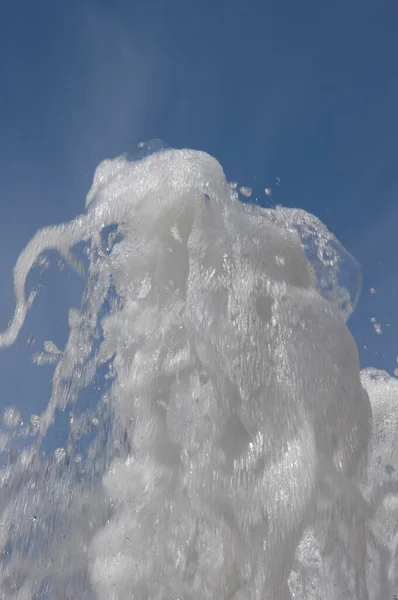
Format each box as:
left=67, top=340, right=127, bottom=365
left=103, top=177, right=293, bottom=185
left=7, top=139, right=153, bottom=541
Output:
left=3, top=406, right=21, bottom=429
left=239, top=186, right=252, bottom=198
left=29, top=414, right=40, bottom=434
left=44, top=340, right=61, bottom=355
left=265, top=188, right=272, bottom=196
left=36, top=256, right=49, bottom=270
left=54, top=448, right=66, bottom=463
left=137, top=275, right=152, bottom=299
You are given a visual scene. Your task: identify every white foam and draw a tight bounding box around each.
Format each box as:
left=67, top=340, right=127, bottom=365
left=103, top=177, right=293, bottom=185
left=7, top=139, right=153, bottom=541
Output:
left=0, top=147, right=396, bottom=599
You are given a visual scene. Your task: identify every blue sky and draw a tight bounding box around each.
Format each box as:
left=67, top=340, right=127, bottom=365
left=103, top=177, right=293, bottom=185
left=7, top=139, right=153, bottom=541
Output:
left=1, top=0, right=398, bottom=423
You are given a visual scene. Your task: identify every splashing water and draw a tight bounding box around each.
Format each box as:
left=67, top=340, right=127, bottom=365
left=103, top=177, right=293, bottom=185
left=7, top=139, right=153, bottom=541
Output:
left=0, top=147, right=396, bottom=599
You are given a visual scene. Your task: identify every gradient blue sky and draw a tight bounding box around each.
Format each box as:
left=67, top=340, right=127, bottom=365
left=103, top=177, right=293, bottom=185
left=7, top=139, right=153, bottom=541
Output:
left=1, top=0, right=398, bottom=423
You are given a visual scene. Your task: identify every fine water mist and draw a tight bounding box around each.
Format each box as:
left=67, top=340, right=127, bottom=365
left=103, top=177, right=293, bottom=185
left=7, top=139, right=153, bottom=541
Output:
left=0, top=147, right=396, bottom=599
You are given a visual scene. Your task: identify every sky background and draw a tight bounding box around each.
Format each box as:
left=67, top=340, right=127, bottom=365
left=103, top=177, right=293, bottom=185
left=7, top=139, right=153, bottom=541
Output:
left=0, top=0, right=398, bottom=424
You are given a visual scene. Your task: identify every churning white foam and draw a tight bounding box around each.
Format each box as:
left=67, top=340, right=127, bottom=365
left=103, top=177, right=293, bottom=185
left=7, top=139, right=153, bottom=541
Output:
left=0, top=147, right=396, bottom=599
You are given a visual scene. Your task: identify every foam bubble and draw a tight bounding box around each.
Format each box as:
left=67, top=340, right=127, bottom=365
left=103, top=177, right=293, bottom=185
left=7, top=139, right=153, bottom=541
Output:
left=0, top=148, right=396, bottom=599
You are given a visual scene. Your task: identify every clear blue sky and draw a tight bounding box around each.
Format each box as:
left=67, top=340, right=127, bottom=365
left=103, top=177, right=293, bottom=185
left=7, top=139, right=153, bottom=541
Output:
left=1, top=0, right=398, bottom=424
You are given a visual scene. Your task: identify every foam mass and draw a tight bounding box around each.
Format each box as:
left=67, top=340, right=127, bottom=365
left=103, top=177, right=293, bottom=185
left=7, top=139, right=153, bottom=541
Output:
left=0, top=148, right=396, bottom=599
